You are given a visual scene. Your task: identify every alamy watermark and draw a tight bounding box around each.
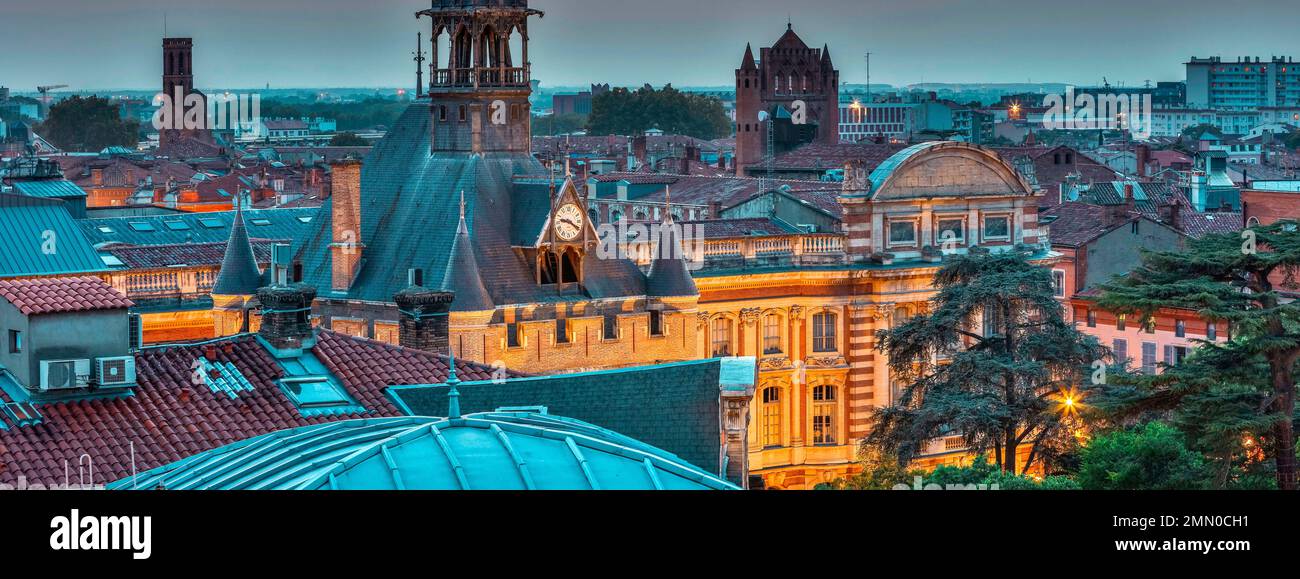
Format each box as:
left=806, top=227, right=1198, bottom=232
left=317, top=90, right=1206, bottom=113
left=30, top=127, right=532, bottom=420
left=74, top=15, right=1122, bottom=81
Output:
left=1042, top=86, right=1152, bottom=139
left=152, top=87, right=261, bottom=132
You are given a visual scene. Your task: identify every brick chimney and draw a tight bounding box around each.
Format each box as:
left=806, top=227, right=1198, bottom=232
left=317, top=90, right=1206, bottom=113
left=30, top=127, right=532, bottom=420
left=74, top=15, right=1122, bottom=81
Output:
left=838, top=160, right=874, bottom=261
left=632, top=136, right=648, bottom=170
left=393, top=269, right=455, bottom=355
left=329, top=158, right=364, bottom=291
left=1111, top=183, right=1137, bottom=226
left=1135, top=144, right=1151, bottom=178
left=92, top=168, right=104, bottom=187
left=257, top=284, right=318, bottom=351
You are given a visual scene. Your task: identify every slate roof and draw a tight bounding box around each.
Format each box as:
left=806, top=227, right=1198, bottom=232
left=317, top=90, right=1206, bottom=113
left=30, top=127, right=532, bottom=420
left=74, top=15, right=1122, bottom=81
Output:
left=388, top=358, right=743, bottom=474
left=9, top=179, right=87, bottom=199
left=211, top=206, right=266, bottom=296
left=645, top=214, right=698, bottom=298
left=443, top=199, right=494, bottom=312
left=0, top=330, right=523, bottom=487
left=111, top=413, right=738, bottom=491
left=0, top=194, right=109, bottom=278
left=294, top=103, right=650, bottom=306
left=593, top=171, right=838, bottom=213
left=80, top=207, right=318, bottom=247
left=0, top=276, right=133, bottom=315
left=683, top=217, right=803, bottom=239
left=104, top=240, right=279, bottom=270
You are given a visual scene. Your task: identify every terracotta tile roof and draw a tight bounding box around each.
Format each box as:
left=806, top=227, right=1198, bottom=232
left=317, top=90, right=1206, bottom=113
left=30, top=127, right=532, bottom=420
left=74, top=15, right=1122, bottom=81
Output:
left=0, top=276, right=133, bottom=315
left=683, top=217, right=802, bottom=239
left=769, top=142, right=908, bottom=172
left=0, top=330, right=524, bottom=486
left=1176, top=210, right=1243, bottom=238
left=991, top=145, right=1120, bottom=207
left=1042, top=202, right=1130, bottom=247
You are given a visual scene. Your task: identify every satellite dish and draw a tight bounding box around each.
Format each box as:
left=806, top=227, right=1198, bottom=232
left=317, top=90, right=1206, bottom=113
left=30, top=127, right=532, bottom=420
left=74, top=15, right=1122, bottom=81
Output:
left=757, top=111, right=770, bottom=122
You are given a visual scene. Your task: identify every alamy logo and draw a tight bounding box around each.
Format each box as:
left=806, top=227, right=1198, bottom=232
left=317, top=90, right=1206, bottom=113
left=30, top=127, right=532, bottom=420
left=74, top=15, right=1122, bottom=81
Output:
left=49, top=509, right=152, bottom=560
left=152, top=87, right=261, bottom=132
left=1042, top=86, right=1152, bottom=139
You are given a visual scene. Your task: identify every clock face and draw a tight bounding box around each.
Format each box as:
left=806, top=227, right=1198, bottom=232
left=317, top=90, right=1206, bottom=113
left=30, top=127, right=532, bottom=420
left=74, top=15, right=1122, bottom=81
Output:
left=554, top=203, right=585, bottom=241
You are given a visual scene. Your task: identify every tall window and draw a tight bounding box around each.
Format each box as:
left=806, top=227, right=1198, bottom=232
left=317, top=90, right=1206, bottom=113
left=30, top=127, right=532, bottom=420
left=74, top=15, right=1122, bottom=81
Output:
left=761, top=387, right=782, bottom=448
left=506, top=323, right=521, bottom=348
left=762, top=314, right=782, bottom=355
left=603, top=314, right=618, bottom=341
left=1175, top=319, right=1186, bottom=338
left=555, top=318, right=570, bottom=344
left=1207, top=322, right=1217, bottom=341
left=1086, top=309, right=1097, bottom=328
left=8, top=330, right=21, bottom=354
left=1052, top=270, right=1066, bottom=297
left=812, top=312, right=837, bottom=353
left=1117, top=314, right=1127, bottom=331
left=812, top=385, right=837, bottom=445
left=711, top=318, right=733, bottom=357
left=1141, top=342, right=1157, bottom=375
left=649, top=310, right=664, bottom=337
left=1113, top=338, right=1128, bottom=368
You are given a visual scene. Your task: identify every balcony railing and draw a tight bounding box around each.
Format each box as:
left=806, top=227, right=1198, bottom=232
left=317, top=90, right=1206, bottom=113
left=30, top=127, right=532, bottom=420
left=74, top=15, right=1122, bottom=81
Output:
left=431, top=67, right=531, bottom=90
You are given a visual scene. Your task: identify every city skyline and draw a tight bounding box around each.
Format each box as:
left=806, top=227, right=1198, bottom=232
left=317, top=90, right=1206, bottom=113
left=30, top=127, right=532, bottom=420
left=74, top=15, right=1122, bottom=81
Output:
left=2, top=0, right=1297, bottom=91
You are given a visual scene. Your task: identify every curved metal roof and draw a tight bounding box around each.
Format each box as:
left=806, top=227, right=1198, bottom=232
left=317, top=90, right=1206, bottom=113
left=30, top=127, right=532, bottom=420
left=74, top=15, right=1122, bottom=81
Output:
left=866, top=142, right=945, bottom=196
left=110, top=412, right=739, bottom=491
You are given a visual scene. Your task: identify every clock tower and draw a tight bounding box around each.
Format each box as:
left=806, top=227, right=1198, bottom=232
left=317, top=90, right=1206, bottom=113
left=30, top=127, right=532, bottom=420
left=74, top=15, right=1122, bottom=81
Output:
left=532, top=177, right=596, bottom=291
left=418, top=0, right=542, bottom=154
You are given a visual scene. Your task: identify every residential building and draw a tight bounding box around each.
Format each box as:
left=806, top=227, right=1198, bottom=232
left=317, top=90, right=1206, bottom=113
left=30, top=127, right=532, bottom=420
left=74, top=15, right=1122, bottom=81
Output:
left=1186, top=56, right=1300, bottom=110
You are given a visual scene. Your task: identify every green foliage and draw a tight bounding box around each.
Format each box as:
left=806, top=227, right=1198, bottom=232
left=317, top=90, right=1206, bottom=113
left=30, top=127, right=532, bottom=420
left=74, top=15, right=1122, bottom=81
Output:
left=1077, top=422, right=1209, bottom=490
left=531, top=114, right=588, bottom=137
left=328, top=132, right=369, bottom=147
left=36, top=95, right=139, bottom=152
left=814, top=449, right=917, bottom=490
left=258, top=97, right=407, bottom=132
left=866, top=247, right=1105, bottom=475
left=926, top=456, right=1080, bottom=490
left=1095, top=222, right=1300, bottom=489
left=587, top=85, right=731, bottom=140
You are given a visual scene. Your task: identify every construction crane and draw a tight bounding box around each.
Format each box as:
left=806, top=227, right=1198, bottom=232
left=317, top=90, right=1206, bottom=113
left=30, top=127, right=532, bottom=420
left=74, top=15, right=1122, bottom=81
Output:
left=37, top=84, right=69, bottom=117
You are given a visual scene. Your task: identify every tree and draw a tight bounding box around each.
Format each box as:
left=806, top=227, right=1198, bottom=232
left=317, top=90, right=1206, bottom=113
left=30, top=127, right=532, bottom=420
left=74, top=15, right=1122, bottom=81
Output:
left=867, top=248, right=1105, bottom=475
left=37, top=95, right=139, bottom=152
left=587, top=85, right=731, bottom=140
left=329, top=132, right=369, bottom=147
left=1077, top=422, right=1209, bottom=490
left=531, top=113, right=588, bottom=137
left=814, top=448, right=917, bottom=490
left=926, top=456, right=1080, bottom=490
left=1097, top=223, right=1300, bottom=490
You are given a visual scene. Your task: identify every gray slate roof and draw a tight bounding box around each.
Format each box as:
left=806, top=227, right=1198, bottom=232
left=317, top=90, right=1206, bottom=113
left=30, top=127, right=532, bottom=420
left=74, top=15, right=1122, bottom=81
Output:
left=211, top=207, right=265, bottom=296
left=294, top=103, right=651, bottom=306
left=388, top=358, right=731, bottom=475
left=81, top=207, right=318, bottom=247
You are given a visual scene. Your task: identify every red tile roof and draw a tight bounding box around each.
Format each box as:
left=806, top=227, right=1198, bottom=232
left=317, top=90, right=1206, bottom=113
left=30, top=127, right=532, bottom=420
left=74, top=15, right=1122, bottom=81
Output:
left=1042, top=202, right=1133, bottom=247
left=0, top=331, right=524, bottom=486
left=770, top=142, right=908, bottom=172
left=0, top=276, right=133, bottom=315
left=106, top=240, right=283, bottom=270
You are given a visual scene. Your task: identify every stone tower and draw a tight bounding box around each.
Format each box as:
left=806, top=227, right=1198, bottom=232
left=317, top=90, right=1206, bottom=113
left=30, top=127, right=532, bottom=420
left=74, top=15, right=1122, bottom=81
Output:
left=734, top=24, right=840, bottom=176
left=417, top=0, right=543, bottom=153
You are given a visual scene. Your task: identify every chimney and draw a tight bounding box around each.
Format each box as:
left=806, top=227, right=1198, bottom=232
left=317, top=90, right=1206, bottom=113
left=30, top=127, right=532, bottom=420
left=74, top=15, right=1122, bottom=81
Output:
left=92, top=168, right=104, bottom=187
left=838, top=160, right=875, bottom=261
left=330, top=158, right=364, bottom=291
left=393, top=269, right=455, bottom=355
left=633, top=136, right=648, bottom=169
left=1135, top=144, right=1150, bottom=178
left=256, top=243, right=316, bottom=351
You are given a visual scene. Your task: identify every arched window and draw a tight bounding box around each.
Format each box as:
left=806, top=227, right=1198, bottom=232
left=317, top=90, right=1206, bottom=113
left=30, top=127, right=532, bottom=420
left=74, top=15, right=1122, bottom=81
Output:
left=812, top=385, right=836, bottom=445
left=812, top=312, right=837, bottom=352
left=761, top=387, right=782, bottom=448
left=762, top=313, right=782, bottom=354
left=711, top=318, right=733, bottom=357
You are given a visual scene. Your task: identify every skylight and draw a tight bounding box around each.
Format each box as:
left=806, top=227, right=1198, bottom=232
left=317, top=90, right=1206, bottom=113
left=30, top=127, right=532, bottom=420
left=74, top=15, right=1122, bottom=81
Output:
left=127, top=222, right=156, bottom=232
left=97, top=226, right=115, bottom=234
left=198, top=218, right=225, bottom=229
left=163, top=221, right=191, bottom=231
left=250, top=219, right=272, bottom=226
left=297, top=216, right=313, bottom=223
left=281, top=378, right=353, bottom=408
left=100, top=254, right=126, bottom=267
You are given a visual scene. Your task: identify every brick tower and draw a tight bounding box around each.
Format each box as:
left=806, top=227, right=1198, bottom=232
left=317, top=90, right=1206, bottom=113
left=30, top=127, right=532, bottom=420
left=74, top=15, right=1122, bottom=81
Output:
left=160, top=37, right=208, bottom=148
left=417, top=0, right=542, bottom=153
left=734, top=24, right=840, bottom=176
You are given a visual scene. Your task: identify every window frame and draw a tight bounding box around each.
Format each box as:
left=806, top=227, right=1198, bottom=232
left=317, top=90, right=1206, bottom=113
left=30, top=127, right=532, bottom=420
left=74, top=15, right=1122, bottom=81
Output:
left=760, top=386, right=782, bottom=448
left=8, top=329, right=21, bottom=354
left=934, top=216, right=967, bottom=245
left=887, top=218, right=920, bottom=248
left=811, top=384, right=837, bottom=446
left=982, top=214, right=1012, bottom=242
left=711, top=317, right=734, bottom=357
left=762, top=313, right=783, bottom=355
left=811, top=311, right=838, bottom=353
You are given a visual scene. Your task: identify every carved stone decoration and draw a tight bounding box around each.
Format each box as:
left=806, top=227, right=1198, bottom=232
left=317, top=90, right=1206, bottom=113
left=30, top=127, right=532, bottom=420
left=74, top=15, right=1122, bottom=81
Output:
left=740, top=307, right=761, bottom=326
left=806, top=355, right=849, bottom=368
left=696, top=311, right=711, bottom=328
left=788, top=305, right=805, bottom=321
left=872, top=303, right=896, bottom=321
left=723, top=398, right=750, bottom=432
left=759, top=357, right=792, bottom=371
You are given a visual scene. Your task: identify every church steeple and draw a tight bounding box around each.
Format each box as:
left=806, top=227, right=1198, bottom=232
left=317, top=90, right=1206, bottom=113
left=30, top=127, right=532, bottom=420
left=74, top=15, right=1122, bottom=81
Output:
left=741, top=43, right=757, bottom=71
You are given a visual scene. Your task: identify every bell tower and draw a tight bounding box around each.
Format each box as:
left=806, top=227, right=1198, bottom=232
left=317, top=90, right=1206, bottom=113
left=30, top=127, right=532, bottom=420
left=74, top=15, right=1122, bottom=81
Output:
left=418, top=0, right=543, bottom=154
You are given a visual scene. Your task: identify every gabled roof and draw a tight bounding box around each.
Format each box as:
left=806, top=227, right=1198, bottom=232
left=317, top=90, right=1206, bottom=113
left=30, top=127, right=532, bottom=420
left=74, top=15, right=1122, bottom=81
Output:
left=0, top=276, right=132, bottom=315
left=1042, top=202, right=1134, bottom=247
left=0, top=330, right=522, bottom=487
left=112, top=413, right=738, bottom=491
left=0, top=194, right=108, bottom=278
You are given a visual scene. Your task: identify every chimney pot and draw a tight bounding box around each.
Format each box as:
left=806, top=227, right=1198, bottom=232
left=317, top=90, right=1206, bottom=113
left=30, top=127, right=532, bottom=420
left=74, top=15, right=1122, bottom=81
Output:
left=257, top=283, right=318, bottom=351
left=393, top=286, right=455, bottom=355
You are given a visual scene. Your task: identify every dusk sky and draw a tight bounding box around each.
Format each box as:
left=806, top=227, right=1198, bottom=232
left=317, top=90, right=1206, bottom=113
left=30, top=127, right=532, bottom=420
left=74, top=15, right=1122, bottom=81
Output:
left=1, top=0, right=1296, bottom=91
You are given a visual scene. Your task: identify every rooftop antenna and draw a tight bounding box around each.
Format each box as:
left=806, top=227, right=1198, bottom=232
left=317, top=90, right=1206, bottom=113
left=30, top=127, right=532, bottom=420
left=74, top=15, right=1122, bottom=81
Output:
left=446, top=349, right=462, bottom=419
left=865, top=52, right=872, bottom=102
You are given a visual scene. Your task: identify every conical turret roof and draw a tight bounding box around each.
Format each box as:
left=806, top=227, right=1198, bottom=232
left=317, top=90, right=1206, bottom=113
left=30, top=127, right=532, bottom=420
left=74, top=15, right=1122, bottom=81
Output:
left=212, top=197, right=264, bottom=297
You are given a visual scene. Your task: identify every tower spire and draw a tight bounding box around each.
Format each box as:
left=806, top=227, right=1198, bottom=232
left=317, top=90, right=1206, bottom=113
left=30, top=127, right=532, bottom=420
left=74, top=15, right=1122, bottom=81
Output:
left=414, top=32, right=426, bottom=98
left=446, top=349, right=462, bottom=419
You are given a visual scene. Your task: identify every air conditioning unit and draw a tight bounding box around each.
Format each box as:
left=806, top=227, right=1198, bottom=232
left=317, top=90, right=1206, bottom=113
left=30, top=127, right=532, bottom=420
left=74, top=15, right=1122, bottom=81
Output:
left=39, top=359, right=92, bottom=392
left=95, top=356, right=137, bottom=388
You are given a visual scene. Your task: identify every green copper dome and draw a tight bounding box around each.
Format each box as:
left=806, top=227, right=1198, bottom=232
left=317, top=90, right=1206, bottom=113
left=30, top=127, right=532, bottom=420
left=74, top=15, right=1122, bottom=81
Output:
left=111, top=412, right=739, bottom=491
